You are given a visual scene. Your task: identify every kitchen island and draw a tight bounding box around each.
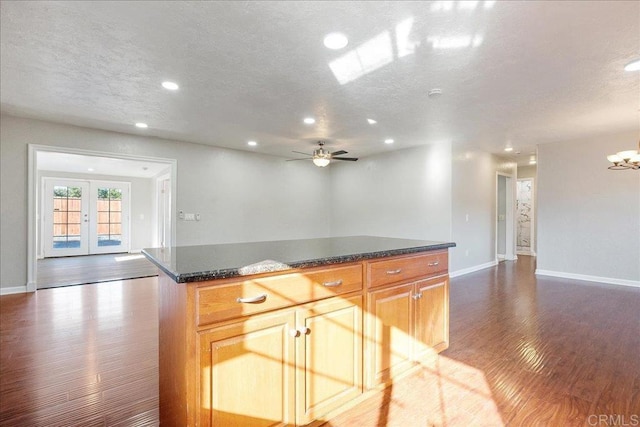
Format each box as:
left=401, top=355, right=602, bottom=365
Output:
left=143, top=236, right=456, bottom=426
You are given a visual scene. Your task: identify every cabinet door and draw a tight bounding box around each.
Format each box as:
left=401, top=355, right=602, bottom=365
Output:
left=414, top=276, right=449, bottom=360
left=199, top=309, right=297, bottom=427
left=296, top=294, right=363, bottom=425
left=366, top=283, right=414, bottom=388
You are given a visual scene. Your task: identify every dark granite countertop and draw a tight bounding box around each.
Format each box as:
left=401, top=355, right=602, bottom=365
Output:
left=142, top=236, right=456, bottom=283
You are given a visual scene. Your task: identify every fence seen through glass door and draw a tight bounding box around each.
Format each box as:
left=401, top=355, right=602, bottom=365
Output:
left=53, top=185, right=84, bottom=249
left=97, top=187, right=123, bottom=247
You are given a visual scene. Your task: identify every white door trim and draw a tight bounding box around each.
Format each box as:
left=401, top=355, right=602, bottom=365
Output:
left=28, top=144, right=177, bottom=292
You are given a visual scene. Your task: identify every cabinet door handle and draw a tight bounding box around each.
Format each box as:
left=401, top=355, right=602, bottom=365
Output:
left=289, top=329, right=301, bottom=337
left=236, top=293, right=267, bottom=304
left=322, top=279, right=343, bottom=287
left=386, top=269, right=402, bottom=275
left=428, top=261, right=439, bottom=267
left=298, top=326, right=311, bottom=335
left=412, top=293, right=423, bottom=300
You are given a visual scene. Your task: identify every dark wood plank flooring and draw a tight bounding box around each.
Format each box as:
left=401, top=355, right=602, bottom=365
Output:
left=2, top=256, right=638, bottom=426
left=37, top=254, right=158, bottom=289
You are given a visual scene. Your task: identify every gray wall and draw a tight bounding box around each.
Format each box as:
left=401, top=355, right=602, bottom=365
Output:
left=329, top=144, right=452, bottom=242
left=537, top=131, right=639, bottom=282
left=1, top=114, right=332, bottom=289
left=451, top=146, right=516, bottom=273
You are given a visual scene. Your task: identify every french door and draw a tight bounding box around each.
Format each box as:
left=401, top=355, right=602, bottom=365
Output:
left=43, top=179, right=130, bottom=257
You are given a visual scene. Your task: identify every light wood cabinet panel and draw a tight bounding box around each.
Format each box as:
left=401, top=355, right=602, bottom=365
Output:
left=366, top=251, right=448, bottom=289
left=296, top=295, right=363, bottom=425
left=199, top=310, right=297, bottom=427
left=366, top=283, right=414, bottom=388
left=365, top=275, right=449, bottom=388
left=414, top=276, right=449, bottom=360
left=197, top=264, right=362, bottom=326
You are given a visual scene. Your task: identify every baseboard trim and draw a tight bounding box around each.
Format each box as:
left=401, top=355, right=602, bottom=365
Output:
left=0, top=285, right=28, bottom=295
left=450, top=260, right=498, bottom=278
left=517, top=250, right=536, bottom=256
left=535, top=270, right=640, bottom=288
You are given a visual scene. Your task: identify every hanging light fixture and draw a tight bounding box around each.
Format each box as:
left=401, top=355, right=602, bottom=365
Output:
left=607, top=141, right=640, bottom=170
left=312, top=145, right=331, bottom=167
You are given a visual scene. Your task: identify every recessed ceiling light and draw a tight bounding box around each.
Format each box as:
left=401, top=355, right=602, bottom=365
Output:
left=624, top=59, right=640, bottom=72
left=303, top=117, right=316, bottom=125
left=367, top=118, right=377, bottom=124
left=135, top=122, right=148, bottom=128
left=384, top=139, right=394, bottom=144
left=529, top=160, right=537, bottom=165
left=323, top=32, right=348, bottom=50
left=87, top=168, right=94, bottom=172
left=162, top=81, right=179, bottom=90
left=504, top=147, right=513, bottom=152
left=247, top=141, right=257, bottom=146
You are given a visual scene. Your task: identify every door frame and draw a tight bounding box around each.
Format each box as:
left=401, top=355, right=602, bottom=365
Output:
left=495, top=171, right=516, bottom=261
left=28, top=144, right=177, bottom=292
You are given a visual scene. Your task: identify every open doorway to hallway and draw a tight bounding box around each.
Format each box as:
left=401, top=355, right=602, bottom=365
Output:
left=29, top=146, right=176, bottom=290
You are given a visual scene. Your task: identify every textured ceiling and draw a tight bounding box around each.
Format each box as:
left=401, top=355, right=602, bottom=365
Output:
left=1, top=1, right=639, bottom=164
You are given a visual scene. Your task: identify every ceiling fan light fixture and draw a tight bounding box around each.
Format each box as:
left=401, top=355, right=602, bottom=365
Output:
left=313, top=157, right=331, bottom=167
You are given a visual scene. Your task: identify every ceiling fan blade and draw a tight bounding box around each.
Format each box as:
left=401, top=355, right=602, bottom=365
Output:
left=333, top=157, right=358, bottom=161
left=331, top=150, right=348, bottom=156
left=292, top=150, right=311, bottom=156
left=286, top=157, right=312, bottom=161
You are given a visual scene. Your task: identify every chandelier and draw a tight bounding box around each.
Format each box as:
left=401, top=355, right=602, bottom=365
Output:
left=607, top=141, right=640, bottom=170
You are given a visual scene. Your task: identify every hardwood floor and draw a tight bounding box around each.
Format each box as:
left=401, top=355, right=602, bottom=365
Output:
left=37, top=254, right=158, bottom=289
left=1, top=256, right=638, bottom=426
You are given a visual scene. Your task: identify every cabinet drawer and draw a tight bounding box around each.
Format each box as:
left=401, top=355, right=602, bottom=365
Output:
left=197, top=264, right=362, bottom=325
left=366, top=251, right=447, bottom=289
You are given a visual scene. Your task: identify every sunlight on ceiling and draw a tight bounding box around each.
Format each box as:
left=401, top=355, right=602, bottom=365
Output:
left=328, top=1, right=493, bottom=85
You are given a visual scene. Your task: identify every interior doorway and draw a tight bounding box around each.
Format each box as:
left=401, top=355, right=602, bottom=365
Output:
left=28, top=145, right=177, bottom=291
left=496, top=173, right=515, bottom=261
left=516, top=178, right=535, bottom=255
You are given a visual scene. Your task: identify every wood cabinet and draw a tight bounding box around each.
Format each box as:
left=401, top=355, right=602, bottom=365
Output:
left=365, top=254, right=449, bottom=389
left=159, top=250, right=449, bottom=426
left=197, top=294, right=363, bottom=427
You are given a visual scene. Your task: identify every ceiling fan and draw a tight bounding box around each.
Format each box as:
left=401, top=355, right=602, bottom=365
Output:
left=287, top=141, right=358, bottom=167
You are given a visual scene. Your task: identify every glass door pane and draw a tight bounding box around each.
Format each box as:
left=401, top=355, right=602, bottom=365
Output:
left=44, top=180, right=89, bottom=257
left=90, top=181, right=130, bottom=254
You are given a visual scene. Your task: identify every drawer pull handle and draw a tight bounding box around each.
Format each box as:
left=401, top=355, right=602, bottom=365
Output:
left=322, top=279, right=343, bottom=287
left=236, top=294, right=267, bottom=304
left=428, top=261, right=439, bottom=267
left=386, top=269, right=402, bottom=275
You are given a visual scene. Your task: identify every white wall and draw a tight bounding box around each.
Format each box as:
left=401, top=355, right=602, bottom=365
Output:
left=37, top=170, right=155, bottom=253
left=537, top=132, right=640, bottom=284
left=329, top=144, right=452, bottom=242
left=1, top=114, right=331, bottom=289
left=451, top=146, right=516, bottom=274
